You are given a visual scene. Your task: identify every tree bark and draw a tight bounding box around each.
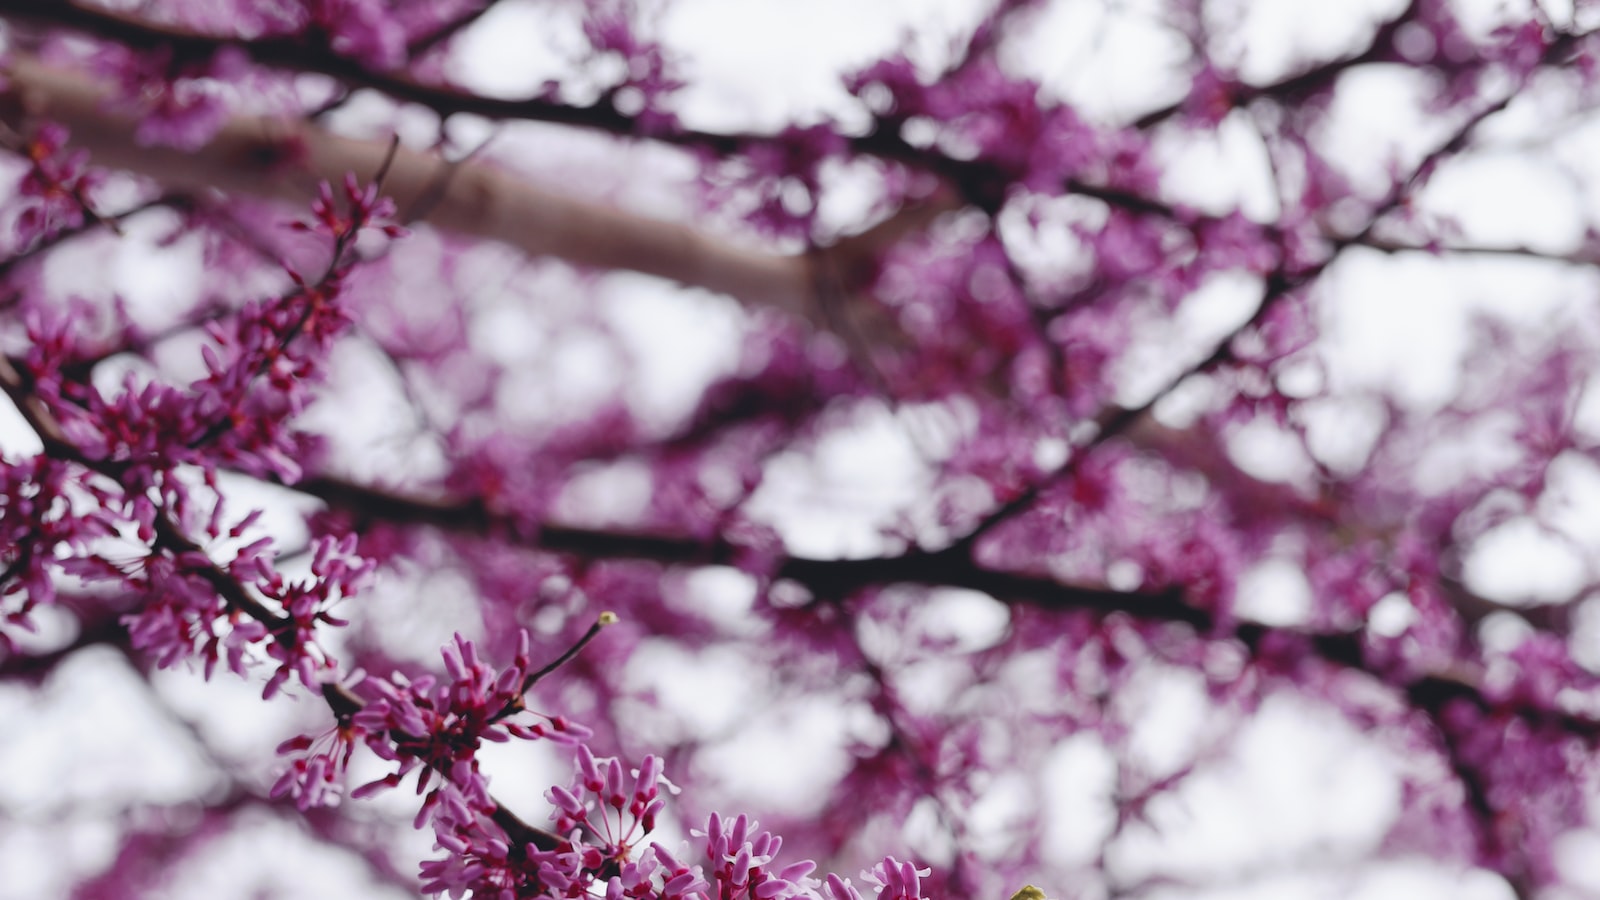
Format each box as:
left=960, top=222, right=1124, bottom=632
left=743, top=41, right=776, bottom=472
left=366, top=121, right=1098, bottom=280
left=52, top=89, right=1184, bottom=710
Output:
left=1, top=56, right=818, bottom=315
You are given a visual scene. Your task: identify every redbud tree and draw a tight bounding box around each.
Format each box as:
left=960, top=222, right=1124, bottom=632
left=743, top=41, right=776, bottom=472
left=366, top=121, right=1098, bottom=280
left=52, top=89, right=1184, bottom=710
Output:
left=2, top=0, right=1599, bottom=898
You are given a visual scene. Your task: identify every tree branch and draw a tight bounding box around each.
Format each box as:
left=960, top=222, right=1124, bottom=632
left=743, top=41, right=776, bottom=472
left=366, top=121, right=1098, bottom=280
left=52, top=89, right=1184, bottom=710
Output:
left=288, top=472, right=1600, bottom=743
left=0, top=56, right=819, bottom=316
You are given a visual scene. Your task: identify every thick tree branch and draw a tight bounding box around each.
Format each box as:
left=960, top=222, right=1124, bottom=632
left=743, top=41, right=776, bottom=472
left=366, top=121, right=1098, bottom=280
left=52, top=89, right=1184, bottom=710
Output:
left=0, top=0, right=706, bottom=147
left=0, top=56, right=822, bottom=318
left=289, top=473, right=1600, bottom=743
left=0, top=1, right=1237, bottom=221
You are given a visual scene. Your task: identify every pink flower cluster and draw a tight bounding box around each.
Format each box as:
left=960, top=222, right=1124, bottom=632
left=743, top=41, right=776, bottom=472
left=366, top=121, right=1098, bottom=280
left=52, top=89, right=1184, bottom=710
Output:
left=270, top=622, right=939, bottom=900
left=430, top=743, right=933, bottom=900
left=88, top=44, right=249, bottom=150
left=2, top=173, right=398, bottom=683
left=0, top=455, right=117, bottom=651
left=272, top=630, right=591, bottom=815
left=11, top=123, right=103, bottom=244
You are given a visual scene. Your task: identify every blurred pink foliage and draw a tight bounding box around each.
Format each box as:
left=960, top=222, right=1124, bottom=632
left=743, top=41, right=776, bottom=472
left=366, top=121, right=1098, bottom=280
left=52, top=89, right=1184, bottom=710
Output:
left=3, top=1, right=1600, bottom=898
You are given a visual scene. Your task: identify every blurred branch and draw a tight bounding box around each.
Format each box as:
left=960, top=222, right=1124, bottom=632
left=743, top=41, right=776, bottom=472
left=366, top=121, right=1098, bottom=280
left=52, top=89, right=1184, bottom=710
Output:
left=0, top=1, right=1234, bottom=221
left=0, top=0, right=702, bottom=146
left=0, top=194, right=178, bottom=285
left=0, top=603, right=126, bottom=683
left=285, top=473, right=1600, bottom=744
left=1133, top=0, right=1426, bottom=129
left=0, top=54, right=973, bottom=353
left=0, top=56, right=824, bottom=319
left=1359, top=235, right=1600, bottom=268
left=293, top=471, right=1198, bottom=617
left=405, top=1, right=510, bottom=58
